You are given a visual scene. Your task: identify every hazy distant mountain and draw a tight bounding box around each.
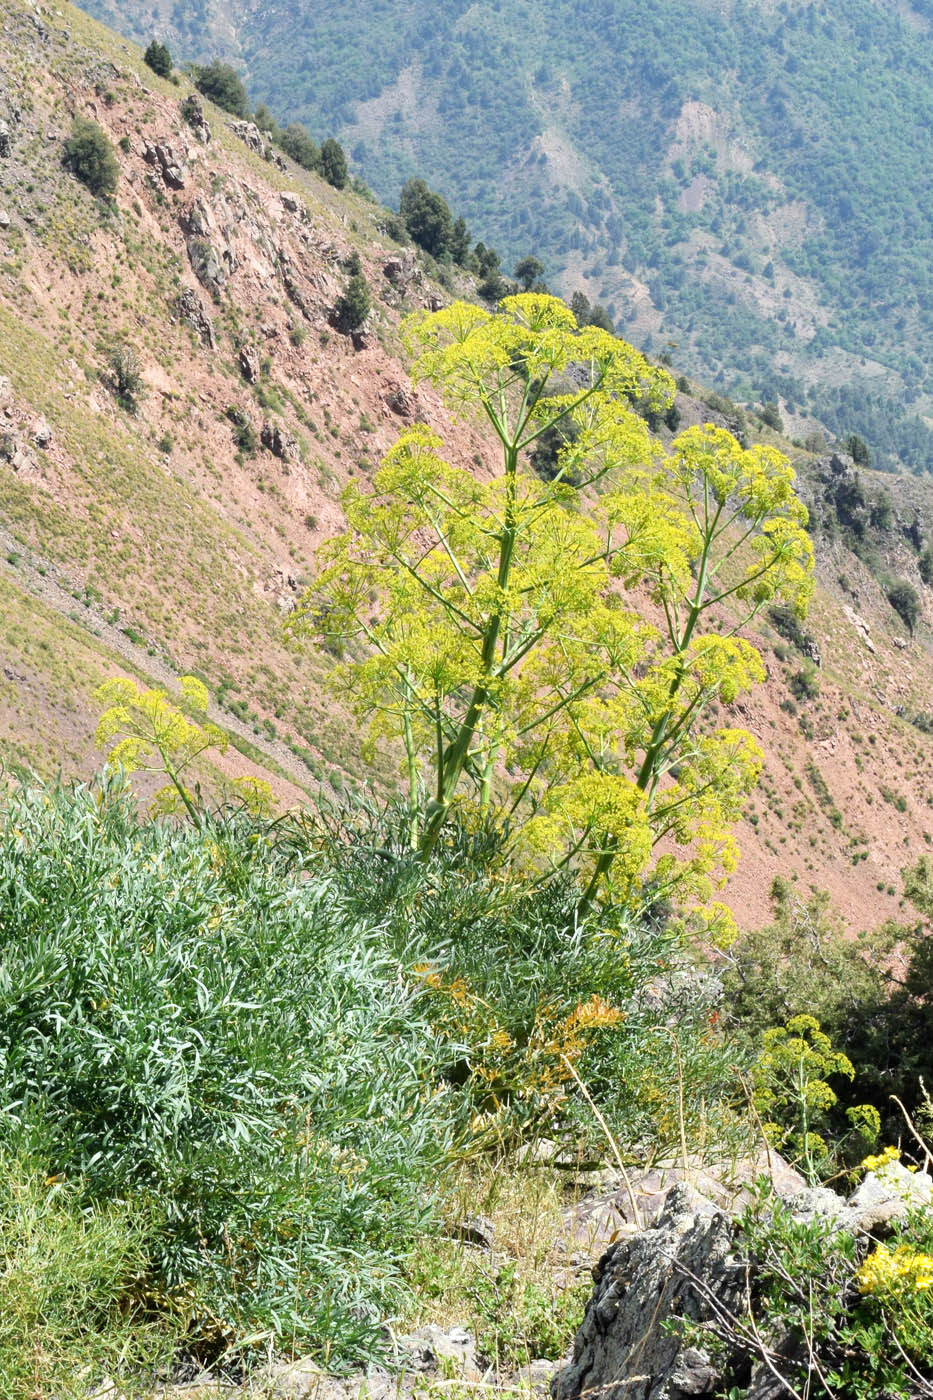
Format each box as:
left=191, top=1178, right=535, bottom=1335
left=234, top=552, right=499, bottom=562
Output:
left=77, top=0, right=933, bottom=453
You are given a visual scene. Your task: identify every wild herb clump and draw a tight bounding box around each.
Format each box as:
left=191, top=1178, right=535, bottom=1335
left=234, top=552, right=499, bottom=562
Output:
left=0, top=776, right=750, bottom=1370
left=0, top=779, right=454, bottom=1364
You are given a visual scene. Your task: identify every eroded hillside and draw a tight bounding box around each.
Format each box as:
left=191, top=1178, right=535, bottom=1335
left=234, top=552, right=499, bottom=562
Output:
left=0, top=0, right=931, bottom=934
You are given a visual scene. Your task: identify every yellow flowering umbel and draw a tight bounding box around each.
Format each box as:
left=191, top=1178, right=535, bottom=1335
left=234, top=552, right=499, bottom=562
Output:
left=288, top=292, right=813, bottom=910
left=95, top=676, right=274, bottom=821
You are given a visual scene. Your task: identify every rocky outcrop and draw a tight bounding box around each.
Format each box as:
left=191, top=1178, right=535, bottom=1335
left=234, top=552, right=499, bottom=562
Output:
left=143, top=140, right=188, bottom=189
left=228, top=119, right=266, bottom=155
left=0, top=430, right=39, bottom=478
left=281, top=191, right=307, bottom=220
left=175, top=288, right=215, bottom=348
left=239, top=344, right=262, bottom=384
left=187, top=236, right=231, bottom=294
left=261, top=421, right=299, bottom=463
left=385, top=384, right=418, bottom=419
left=555, top=1185, right=742, bottom=1400
left=180, top=94, right=211, bottom=144
left=0, top=120, right=10, bottom=157
left=556, top=1164, right=933, bottom=1400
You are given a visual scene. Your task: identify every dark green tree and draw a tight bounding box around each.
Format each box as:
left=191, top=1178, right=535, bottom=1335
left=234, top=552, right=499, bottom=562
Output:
left=449, top=216, right=471, bottom=266
left=760, top=401, right=784, bottom=432
left=143, top=40, right=173, bottom=78
left=570, top=290, right=591, bottom=323
left=319, top=138, right=348, bottom=189
left=62, top=118, right=119, bottom=198
left=399, top=178, right=452, bottom=258
left=194, top=60, right=250, bottom=119
left=333, top=272, right=371, bottom=332
left=844, top=433, right=871, bottom=466
left=279, top=122, right=319, bottom=170
left=887, top=579, right=921, bottom=634
left=514, top=255, right=545, bottom=291
left=587, top=302, right=615, bottom=333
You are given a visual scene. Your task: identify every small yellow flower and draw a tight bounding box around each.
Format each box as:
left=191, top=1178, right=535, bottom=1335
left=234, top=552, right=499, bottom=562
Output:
left=857, top=1243, right=933, bottom=1297
left=861, top=1145, right=901, bottom=1172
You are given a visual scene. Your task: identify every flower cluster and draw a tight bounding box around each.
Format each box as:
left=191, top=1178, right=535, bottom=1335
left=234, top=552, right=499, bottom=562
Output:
left=857, top=1243, right=933, bottom=1296
left=861, top=1145, right=901, bottom=1172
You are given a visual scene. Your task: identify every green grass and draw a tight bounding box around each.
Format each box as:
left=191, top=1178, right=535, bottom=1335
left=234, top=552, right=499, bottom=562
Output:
left=0, top=1149, right=175, bottom=1400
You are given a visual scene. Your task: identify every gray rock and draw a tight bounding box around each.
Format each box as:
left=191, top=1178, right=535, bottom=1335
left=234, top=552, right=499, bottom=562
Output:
left=175, top=288, right=215, bottom=348
left=143, top=140, right=188, bottom=189
left=450, top=1213, right=496, bottom=1249
left=554, top=1185, right=743, bottom=1400
left=385, top=384, right=417, bottom=419
left=382, top=252, right=420, bottom=288
left=239, top=344, right=262, bottom=384
left=0, top=375, right=11, bottom=404
left=783, top=1186, right=850, bottom=1228
left=187, top=236, right=228, bottom=292
left=229, top=119, right=265, bottom=155
left=182, top=196, right=213, bottom=238
left=33, top=418, right=51, bottom=448
left=517, top=1359, right=560, bottom=1391
left=281, top=191, right=306, bottom=218
left=0, top=209, right=10, bottom=228
left=261, top=421, right=298, bottom=463
left=0, top=120, right=10, bottom=157
left=846, top=1163, right=933, bottom=1233
left=395, top=1324, right=477, bottom=1376
left=0, top=433, right=39, bottom=479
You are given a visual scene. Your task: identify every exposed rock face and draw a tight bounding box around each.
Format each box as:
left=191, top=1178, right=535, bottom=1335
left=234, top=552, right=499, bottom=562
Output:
left=0, top=120, right=10, bottom=157
left=261, top=421, right=298, bottom=463
left=281, top=191, right=307, bottom=219
left=383, top=252, right=421, bottom=289
left=555, top=1185, right=741, bottom=1400
left=143, top=140, right=188, bottom=189
left=175, top=288, right=215, bottom=348
left=229, top=119, right=265, bottom=155
left=557, top=1166, right=933, bottom=1400
left=385, top=384, right=418, bottom=418
left=187, top=236, right=229, bottom=293
left=0, top=430, right=38, bottom=478
left=239, top=344, right=262, bottom=383
left=180, top=93, right=211, bottom=143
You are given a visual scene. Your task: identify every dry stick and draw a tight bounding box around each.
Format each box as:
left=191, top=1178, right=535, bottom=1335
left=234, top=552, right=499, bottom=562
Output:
left=890, top=1093, right=933, bottom=1174
left=743, top=1264, right=807, bottom=1400
left=560, top=1053, right=643, bottom=1231
left=739, top=1069, right=778, bottom=1182
left=674, top=1256, right=798, bottom=1377
left=801, top=1276, right=839, bottom=1400
left=889, top=1329, right=933, bottom=1398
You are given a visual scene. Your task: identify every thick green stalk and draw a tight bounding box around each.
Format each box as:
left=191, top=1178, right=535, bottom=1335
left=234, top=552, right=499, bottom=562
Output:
left=419, top=442, right=519, bottom=855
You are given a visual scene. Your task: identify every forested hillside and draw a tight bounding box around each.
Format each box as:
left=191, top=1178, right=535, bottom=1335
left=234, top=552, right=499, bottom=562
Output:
left=77, top=0, right=933, bottom=470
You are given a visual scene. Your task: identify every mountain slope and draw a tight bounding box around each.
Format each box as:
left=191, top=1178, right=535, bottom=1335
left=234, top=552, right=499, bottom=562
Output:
left=1, top=0, right=932, bottom=936
left=75, top=0, right=933, bottom=464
